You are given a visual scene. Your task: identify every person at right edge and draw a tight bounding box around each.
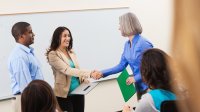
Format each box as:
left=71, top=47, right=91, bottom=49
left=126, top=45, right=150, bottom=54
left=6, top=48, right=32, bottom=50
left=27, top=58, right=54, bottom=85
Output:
left=94, top=12, right=153, bottom=100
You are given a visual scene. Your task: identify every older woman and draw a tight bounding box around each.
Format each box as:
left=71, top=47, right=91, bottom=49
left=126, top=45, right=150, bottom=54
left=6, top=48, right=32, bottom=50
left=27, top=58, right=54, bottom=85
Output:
left=95, top=12, right=153, bottom=100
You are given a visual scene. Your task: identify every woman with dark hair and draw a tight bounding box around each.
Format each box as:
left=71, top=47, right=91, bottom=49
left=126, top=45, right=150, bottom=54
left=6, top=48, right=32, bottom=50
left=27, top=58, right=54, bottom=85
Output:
left=46, top=26, right=95, bottom=112
left=123, top=48, right=176, bottom=112
left=21, top=80, right=61, bottom=112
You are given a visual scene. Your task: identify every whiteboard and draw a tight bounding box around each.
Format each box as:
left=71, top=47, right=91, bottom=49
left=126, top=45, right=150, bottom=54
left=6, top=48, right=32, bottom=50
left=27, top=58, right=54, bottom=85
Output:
left=0, top=8, right=129, bottom=98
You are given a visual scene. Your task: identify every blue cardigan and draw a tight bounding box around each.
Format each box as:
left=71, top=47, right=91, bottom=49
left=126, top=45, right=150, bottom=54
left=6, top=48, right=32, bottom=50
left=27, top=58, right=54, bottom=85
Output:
left=101, top=34, right=153, bottom=92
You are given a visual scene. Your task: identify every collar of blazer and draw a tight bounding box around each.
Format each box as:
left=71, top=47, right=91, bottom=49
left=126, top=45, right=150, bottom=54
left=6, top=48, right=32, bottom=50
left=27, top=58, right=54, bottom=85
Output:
left=56, top=49, right=79, bottom=69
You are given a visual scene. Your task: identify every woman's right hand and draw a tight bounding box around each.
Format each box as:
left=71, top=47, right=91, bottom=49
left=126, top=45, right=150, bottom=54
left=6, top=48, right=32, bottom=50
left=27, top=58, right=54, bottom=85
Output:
left=83, top=78, right=90, bottom=84
left=90, top=70, right=103, bottom=80
left=122, top=105, right=132, bottom=112
left=126, top=77, right=135, bottom=85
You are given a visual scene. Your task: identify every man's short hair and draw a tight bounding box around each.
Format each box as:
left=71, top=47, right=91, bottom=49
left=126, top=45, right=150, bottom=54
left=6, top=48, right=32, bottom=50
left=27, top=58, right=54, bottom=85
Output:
left=11, top=22, right=30, bottom=42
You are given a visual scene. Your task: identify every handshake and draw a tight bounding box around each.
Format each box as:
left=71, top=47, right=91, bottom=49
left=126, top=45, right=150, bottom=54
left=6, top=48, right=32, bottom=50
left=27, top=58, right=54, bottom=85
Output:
left=90, top=70, right=103, bottom=80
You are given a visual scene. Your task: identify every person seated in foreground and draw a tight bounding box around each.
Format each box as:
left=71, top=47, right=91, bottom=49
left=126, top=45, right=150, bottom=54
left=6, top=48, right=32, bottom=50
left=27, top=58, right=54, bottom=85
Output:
left=21, top=80, right=62, bottom=112
left=123, top=48, right=176, bottom=112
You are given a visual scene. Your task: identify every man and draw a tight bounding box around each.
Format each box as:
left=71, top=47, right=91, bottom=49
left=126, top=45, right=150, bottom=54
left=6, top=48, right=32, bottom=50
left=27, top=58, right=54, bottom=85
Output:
left=8, top=22, right=44, bottom=112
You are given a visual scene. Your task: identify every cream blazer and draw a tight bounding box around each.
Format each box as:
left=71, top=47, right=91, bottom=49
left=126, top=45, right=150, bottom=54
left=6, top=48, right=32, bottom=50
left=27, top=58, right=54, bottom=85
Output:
left=48, top=49, right=91, bottom=98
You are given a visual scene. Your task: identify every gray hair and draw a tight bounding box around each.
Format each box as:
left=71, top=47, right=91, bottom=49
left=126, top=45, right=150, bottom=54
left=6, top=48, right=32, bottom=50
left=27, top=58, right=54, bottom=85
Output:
left=119, top=12, right=142, bottom=37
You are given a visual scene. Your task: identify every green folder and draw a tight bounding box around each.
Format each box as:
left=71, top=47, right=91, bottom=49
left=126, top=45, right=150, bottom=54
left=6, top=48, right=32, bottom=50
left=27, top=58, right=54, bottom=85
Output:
left=117, top=69, right=136, bottom=102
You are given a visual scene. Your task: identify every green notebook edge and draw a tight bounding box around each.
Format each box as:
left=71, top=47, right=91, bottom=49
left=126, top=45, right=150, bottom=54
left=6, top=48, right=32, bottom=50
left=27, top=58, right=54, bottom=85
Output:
left=117, top=69, right=136, bottom=102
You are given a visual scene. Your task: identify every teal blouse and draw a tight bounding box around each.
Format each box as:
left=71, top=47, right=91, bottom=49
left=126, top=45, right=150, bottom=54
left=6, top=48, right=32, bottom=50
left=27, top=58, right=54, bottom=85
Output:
left=68, top=60, right=80, bottom=94
left=149, top=89, right=176, bottom=111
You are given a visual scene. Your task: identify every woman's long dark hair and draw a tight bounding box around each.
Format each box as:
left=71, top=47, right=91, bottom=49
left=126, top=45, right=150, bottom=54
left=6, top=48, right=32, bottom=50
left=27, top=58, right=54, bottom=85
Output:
left=21, top=80, right=62, bottom=112
left=141, top=48, right=172, bottom=91
left=46, top=26, right=73, bottom=59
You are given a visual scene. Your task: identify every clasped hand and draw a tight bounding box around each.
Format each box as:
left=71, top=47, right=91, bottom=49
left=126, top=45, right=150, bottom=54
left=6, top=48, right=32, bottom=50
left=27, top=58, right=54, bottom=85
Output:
left=90, top=70, right=103, bottom=80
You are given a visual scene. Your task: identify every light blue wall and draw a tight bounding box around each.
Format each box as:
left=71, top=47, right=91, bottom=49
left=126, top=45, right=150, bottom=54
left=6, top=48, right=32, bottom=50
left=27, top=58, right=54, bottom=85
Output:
left=0, top=8, right=129, bottom=98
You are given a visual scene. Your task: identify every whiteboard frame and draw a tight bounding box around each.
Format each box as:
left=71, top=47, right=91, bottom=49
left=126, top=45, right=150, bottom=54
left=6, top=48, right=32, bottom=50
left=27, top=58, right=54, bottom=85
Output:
left=0, top=7, right=129, bottom=100
left=0, top=0, right=131, bottom=15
